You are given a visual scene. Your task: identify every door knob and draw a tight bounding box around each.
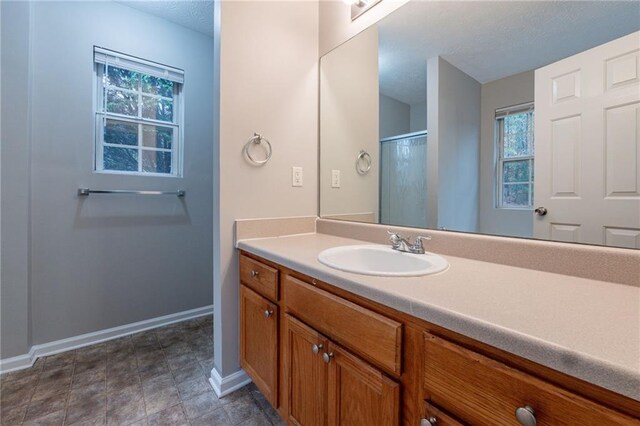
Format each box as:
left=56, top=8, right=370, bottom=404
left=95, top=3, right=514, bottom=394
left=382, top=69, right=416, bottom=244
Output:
left=311, top=343, right=323, bottom=354
left=263, top=309, right=273, bottom=318
left=515, top=405, right=537, bottom=426
left=534, top=207, right=547, bottom=216
left=322, top=352, right=334, bottom=364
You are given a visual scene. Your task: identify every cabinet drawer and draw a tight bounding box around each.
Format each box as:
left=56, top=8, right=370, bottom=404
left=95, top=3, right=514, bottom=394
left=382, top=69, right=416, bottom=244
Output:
left=240, top=254, right=279, bottom=302
left=422, top=401, right=462, bottom=426
left=423, top=332, right=637, bottom=425
left=284, top=275, right=402, bottom=375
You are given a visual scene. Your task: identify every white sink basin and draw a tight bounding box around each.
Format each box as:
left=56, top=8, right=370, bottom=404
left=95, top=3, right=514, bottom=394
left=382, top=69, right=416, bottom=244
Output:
left=317, top=244, right=449, bottom=277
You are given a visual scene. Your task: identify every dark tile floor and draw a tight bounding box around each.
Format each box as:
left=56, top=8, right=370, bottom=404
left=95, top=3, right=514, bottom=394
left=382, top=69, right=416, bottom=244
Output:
left=0, top=316, right=283, bottom=425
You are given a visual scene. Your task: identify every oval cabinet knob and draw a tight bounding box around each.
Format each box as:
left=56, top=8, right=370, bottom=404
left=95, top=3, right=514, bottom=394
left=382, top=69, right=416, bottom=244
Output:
left=311, top=343, right=323, bottom=354
left=263, top=309, right=273, bottom=318
left=420, top=416, right=437, bottom=426
left=515, top=405, right=537, bottom=426
left=534, top=207, right=547, bottom=216
left=250, top=270, right=259, bottom=278
left=322, top=352, right=334, bottom=364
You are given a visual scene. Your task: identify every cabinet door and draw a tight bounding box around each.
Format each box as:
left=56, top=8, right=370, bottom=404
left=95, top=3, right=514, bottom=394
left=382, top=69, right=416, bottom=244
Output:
left=240, top=285, right=278, bottom=406
left=326, top=342, right=400, bottom=426
left=286, top=315, right=328, bottom=426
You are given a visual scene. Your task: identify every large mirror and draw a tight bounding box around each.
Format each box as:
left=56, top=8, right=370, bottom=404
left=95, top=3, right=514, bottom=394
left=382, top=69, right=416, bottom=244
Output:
left=319, top=1, right=640, bottom=249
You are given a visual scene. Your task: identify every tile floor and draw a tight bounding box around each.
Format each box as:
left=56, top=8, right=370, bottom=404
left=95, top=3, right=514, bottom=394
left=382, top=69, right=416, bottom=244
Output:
left=0, top=316, right=283, bottom=425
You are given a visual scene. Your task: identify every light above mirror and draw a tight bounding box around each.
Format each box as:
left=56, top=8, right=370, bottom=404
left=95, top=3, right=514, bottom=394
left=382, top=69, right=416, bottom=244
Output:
left=319, top=0, right=640, bottom=249
left=346, top=0, right=382, bottom=21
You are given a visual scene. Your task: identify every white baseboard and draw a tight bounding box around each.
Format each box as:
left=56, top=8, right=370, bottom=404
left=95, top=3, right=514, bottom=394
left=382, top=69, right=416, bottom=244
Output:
left=0, top=348, right=38, bottom=374
left=209, top=367, right=251, bottom=398
left=0, top=305, right=213, bottom=374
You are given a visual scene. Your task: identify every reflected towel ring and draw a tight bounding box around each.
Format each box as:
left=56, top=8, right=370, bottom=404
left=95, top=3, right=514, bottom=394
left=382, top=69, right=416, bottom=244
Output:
left=244, top=133, right=272, bottom=165
left=355, top=150, right=372, bottom=175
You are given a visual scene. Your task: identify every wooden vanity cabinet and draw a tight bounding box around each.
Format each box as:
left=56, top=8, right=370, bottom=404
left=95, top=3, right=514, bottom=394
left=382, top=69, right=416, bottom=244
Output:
left=285, top=314, right=401, bottom=426
left=422, top=332, right=637, bottom=426
left=326, top=341, right=400, bottom=425
left=422, top=401, right=463, bottom=426
left=238, top=252, right=640, bottom=426
left=286, top=315, right=328, bottom=426
left=283, top=274, right=402, bottom=376
left=239, top=253, right=280, bottom=407
left=239, top=285, right=279, bottom=407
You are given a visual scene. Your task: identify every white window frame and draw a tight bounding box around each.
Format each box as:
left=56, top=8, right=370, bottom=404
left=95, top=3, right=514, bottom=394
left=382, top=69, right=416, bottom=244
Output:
left=93, top=47, right=184, bottom=177
left=495, top=102, right=535, bottom=209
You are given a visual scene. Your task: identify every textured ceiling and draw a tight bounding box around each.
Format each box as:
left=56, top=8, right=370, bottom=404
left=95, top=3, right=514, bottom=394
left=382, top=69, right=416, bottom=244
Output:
left=378, top=1, right=640, bottom=106
left=115, top=0, right=214, bottom=37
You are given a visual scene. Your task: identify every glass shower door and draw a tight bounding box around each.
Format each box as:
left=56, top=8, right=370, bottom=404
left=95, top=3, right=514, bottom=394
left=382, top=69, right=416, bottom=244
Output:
left=379, top=131, right=428, bottom=228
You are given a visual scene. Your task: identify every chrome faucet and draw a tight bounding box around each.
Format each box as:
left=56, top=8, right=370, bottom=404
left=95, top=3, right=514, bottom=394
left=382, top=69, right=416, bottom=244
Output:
left=387, top=231, right=431, bottom=254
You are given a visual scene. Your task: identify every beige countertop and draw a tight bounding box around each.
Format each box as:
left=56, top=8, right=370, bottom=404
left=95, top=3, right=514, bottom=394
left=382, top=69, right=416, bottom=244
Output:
left=237, top=232, right=640, bottom=401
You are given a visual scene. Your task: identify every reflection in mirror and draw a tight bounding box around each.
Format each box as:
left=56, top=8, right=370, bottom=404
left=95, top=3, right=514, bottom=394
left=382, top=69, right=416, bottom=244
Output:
left=319, top=1, right=640, bottom=249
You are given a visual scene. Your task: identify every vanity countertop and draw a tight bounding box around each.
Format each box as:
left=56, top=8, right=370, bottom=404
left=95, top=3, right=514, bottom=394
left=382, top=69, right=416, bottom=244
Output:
left=237, top=232, right=640, bottom=401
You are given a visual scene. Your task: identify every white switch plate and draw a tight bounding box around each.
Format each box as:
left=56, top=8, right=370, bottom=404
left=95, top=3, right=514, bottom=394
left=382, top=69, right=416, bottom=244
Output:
left=331, top=170, right=341, bottom=188
left=292, top=166, right=303, bottom=187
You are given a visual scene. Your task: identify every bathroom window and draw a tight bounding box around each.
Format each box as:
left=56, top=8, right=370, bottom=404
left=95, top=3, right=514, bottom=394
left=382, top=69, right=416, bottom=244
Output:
left=495, top=103, right=535, bottom=208
left=94, top=47, right=184, bottom=176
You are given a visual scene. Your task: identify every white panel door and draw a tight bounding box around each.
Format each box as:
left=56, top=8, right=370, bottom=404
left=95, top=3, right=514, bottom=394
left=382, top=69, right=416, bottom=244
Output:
left=534, top=32, right=640, bottom=248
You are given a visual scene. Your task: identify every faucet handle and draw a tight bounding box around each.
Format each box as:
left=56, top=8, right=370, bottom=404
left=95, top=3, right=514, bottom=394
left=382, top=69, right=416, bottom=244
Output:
left=387, top=230, right=401, bottom=240
left=412, top=235, right=431, bottom=252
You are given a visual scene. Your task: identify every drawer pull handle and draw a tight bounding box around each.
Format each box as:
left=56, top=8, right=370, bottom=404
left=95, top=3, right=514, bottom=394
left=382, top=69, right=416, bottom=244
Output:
left=263, top=309, right=273, bottom=318
left=322, top=352, right=334, bottom=364
left=420, top=416, right=437, bottom=426
left=250, top=270, right=259, bottom=278
left=515, top=406, right=536, bottom=426
left=311, top=343, right=324, bottom=354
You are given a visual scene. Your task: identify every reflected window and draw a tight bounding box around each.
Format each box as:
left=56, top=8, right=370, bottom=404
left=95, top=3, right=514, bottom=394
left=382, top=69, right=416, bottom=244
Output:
left=496, top=103, right=534, bottom=208
left=94, top=47, right=183, bottom=176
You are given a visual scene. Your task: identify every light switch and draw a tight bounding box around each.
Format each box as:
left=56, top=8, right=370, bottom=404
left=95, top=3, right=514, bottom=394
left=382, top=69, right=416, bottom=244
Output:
left=292, top=166, right=303, bottom=187
left=331, top=170, right=341, bottom=188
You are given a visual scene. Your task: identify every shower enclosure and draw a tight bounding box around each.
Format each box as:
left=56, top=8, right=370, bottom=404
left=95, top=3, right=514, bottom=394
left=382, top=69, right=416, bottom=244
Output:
left=379, top=131, right=428, bottom=228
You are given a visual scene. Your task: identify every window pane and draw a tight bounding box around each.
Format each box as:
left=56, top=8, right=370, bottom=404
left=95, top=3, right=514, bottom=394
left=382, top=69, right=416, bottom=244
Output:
left=142, top=96, right=173, bottom=122
left=141, top=75, right=174, bottom=98
left=142, top=150, right=171, bottom=174
left=104, top=146, right=138, bottom=171
left=107, top=66, right=140, bottom=90
left=142, top=125, right=172, bottom=149
left=106, top=89, right=139, bottom=117
left=504, top=113, right=529, bottom=135
left=531, top=159, right=535, bottom=180
left=104, top=120, right=137, bottom=146
left=503, top=133, right=530, bottom=158
left=503, top=112, right=534, bottom=158
left=502, top=184, right=530, bottom=207
left=528, top=114, right=535, bottom=154
left=531, top=184, right=534, bottom=205
left=503, top=160, right=529, bottom=183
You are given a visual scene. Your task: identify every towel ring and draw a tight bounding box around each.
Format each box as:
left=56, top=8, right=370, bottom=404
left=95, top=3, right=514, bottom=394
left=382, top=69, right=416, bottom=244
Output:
left=355, top=150, right=372, bottom=175
left=244, top=133, right=272, bottom=165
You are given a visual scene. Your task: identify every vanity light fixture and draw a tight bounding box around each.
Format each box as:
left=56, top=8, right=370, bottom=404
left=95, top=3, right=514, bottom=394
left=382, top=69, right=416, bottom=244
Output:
left=344, top=0, right=382, bottom=21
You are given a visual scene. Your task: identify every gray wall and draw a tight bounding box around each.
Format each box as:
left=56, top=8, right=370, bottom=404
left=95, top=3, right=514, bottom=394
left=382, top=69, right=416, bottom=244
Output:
left=410, top=101, right=427, bottom=133
left=427, top=57, right=480, bottom=233
left=379, top=94, right=409, bottom=139
left=479, top=71, right=534, bottom=238
left=2, top=1, right=214, bottom=356
left=1, top=0, right=32, bottom=359
left=379, top=95, right=427, bottom=139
